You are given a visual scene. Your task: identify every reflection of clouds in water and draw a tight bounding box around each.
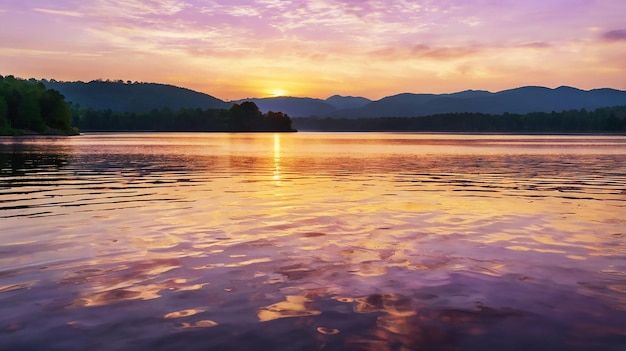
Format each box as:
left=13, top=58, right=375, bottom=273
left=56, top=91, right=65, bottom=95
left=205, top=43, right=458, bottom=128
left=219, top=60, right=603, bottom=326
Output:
left=346, top=296, right=524, bottom=351
left=60, top=259, right=207, bottom=307
left=164, top=308, right=205, bottom=319
left=258, top=295, right=321, bottom=322
left=353, top=293, right=416, bottom=317
left=2, top=134, right=626, bottom=350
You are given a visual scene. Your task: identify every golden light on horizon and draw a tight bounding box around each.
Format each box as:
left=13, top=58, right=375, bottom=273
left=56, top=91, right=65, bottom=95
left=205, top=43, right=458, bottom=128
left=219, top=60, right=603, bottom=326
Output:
left=2, top=1, right=626, bottom=100
left=270, top=89, right=288, bottom=97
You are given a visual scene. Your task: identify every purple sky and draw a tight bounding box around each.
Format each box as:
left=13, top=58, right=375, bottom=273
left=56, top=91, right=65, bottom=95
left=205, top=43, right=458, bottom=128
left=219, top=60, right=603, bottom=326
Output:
left=1, top=0, right=625, bottom=100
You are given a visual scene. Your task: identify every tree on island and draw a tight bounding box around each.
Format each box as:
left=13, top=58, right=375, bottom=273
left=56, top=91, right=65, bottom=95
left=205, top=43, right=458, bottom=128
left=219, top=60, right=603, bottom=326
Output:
left=0, top=75, right=77, bottom=135
left=229, top=101, right=294, bottom=131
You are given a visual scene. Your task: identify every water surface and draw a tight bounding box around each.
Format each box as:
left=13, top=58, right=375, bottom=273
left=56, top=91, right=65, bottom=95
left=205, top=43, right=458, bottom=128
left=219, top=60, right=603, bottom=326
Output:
left=1, top=133, right=625, bottom=350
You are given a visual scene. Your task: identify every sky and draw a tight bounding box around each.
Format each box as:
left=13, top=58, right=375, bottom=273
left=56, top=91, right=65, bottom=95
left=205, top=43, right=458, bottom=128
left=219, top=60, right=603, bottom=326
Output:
left=1, top=0, right=625, bottom=101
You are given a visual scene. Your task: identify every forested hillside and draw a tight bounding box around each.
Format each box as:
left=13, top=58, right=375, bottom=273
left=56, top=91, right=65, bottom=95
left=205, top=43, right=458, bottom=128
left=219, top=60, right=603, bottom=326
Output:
left=72, top=101, right=295, bottom=132
left=0, top=76, right=77, bottom=135
left=4, top=75, right=625, bottom=134
left=44, top=80, right=230, bottom=112
left=1, top=76, right=295, bottom=134
left=293, top=106, right=626, bottom=132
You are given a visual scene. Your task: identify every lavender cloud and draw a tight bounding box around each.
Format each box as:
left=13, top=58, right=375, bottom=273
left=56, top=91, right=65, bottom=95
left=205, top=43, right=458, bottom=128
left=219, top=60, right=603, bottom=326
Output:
left=602, top=29, right=626, bottom=41
left=2, top=0, right=625, bottom=99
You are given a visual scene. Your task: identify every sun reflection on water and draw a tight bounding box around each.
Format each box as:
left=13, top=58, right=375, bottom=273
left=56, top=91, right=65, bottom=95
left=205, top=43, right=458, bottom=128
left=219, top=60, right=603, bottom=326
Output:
left=273, top=133, right=281, bottom=184
left=1, top=133, right=626, bottom=350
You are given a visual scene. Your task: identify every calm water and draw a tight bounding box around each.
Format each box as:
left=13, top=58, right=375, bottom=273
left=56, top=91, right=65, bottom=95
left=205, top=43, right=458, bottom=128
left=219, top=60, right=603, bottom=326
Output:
left=1, top=133, right=625, bottom=351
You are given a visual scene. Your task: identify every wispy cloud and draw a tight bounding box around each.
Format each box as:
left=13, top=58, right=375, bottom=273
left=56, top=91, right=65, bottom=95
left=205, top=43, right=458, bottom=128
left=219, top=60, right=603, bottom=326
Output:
left=369, top=44, right=485, bottom=61
left=91, top=0, right=190, bottom=17
left=34, top=8, right=83, bottom=17
left=2, top=47, right=102, bottom=57
left=2, top=0, right=626, bottom=99
left=519, top=42, right=552, bottom=49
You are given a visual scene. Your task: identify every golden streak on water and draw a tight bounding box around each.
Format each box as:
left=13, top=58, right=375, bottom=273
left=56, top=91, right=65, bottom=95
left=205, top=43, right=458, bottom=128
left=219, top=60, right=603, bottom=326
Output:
left=2, top=133, right=626, bottom=349
left=0, top=281, right=38, bottom=293
left=257, top=295, right=321, bottom=322
left=273, top=133, right=281, bottom=184
left=164, top=308, right=205, bottom=319
left=317, top=326, right=340, bottom=335
left=353, top=294, right=417, bottom=317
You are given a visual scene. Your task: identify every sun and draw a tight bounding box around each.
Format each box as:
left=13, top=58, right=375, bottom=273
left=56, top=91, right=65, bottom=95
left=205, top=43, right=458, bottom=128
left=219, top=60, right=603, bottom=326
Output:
left=270, top=89, right=287, bottom=97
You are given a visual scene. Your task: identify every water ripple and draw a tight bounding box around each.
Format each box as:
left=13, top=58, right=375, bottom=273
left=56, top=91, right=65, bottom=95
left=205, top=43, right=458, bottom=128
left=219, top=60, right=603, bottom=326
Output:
left=1, top=133, right=625, bottom=350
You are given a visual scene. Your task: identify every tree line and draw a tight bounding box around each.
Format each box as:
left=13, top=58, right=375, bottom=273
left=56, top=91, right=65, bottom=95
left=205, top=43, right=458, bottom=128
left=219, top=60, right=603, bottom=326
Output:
left=71, top=101, right=295, bottom=132
left=0, top=75, right=77, bottom=135
left=4, top=74, right=624, bottom=135
left=292, top=106, right=626, bottom=132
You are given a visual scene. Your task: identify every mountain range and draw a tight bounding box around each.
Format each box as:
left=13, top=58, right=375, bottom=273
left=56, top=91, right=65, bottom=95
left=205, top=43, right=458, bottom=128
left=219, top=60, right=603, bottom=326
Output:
left=44, top=80, right=626, bottom=118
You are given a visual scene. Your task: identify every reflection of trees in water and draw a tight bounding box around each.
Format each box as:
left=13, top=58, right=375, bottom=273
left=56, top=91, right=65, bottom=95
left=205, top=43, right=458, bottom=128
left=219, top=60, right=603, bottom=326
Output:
left=0, top=138, right=76, bottom=178
left=0, top=149, right=69, bottom=178
left=0, top=146, right=211, bottom=218
left=75, top=153, right=201, bottom=175
left=0, top=145, right=202, bottom=179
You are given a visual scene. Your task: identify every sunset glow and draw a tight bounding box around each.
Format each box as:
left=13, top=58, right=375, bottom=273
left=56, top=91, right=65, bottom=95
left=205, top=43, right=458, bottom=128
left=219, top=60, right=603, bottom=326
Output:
left=270, top=89, right=288, bottom=97
left=1, top=0, right=625, bottom=100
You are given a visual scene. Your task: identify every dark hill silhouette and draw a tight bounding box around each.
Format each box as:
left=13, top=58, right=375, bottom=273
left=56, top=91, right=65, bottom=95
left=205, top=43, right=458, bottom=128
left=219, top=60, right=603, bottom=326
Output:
left=232, top=96, right=336, bottom=117
left=329, top=86, right=626, bottom=118
left=325, top=95, right=372, bottom=110
left=332, top=93, right=438, bottom=118
left=442, top=89, right=492, bottom=99
left=41, top=80, right=626, bottom=119
left=43, top=80, right=230, bottom=112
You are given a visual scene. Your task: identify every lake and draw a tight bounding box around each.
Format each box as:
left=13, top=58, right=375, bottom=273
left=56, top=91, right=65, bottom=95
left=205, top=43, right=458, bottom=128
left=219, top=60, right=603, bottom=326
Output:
left=1, top=132, right=625, bottom=350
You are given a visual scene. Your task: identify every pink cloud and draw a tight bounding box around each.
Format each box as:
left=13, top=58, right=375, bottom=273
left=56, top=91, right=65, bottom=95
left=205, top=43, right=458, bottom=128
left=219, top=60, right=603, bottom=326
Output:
left=33, top=8, right=83, bottom=17
left=1, top=0, right=626, bottom=99
left=369, top=44, right=485, bottom=61
left=602, top=29, right=626, bottom=41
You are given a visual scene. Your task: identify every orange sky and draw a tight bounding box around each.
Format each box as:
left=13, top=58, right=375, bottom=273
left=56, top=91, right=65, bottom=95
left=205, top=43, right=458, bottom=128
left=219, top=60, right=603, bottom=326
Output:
left=1, top=0, right=625, bottom=100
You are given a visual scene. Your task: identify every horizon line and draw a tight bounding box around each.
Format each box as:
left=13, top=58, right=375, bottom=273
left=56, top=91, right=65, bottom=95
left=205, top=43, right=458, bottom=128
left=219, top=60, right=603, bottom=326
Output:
left=3, top=74, right=625, bottom=102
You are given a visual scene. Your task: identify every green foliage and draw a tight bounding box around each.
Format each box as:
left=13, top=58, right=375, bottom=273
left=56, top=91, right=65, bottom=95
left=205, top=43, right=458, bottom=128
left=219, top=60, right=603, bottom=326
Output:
left=292, top=106, right=626, bottom=133
left=0, top=75, right=75, bottom=135
left=0, top=96, right=8, bottom=133
left=71, top=101, right=295, bottom=132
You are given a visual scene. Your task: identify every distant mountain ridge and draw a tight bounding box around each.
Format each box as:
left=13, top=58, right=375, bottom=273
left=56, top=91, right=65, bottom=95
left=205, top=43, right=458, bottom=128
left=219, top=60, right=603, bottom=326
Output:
left=325, top=95, right=373, bottom=110
left=327, top=86, right=626, bottom=118
left=44, top=80, right=626, bottom=118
